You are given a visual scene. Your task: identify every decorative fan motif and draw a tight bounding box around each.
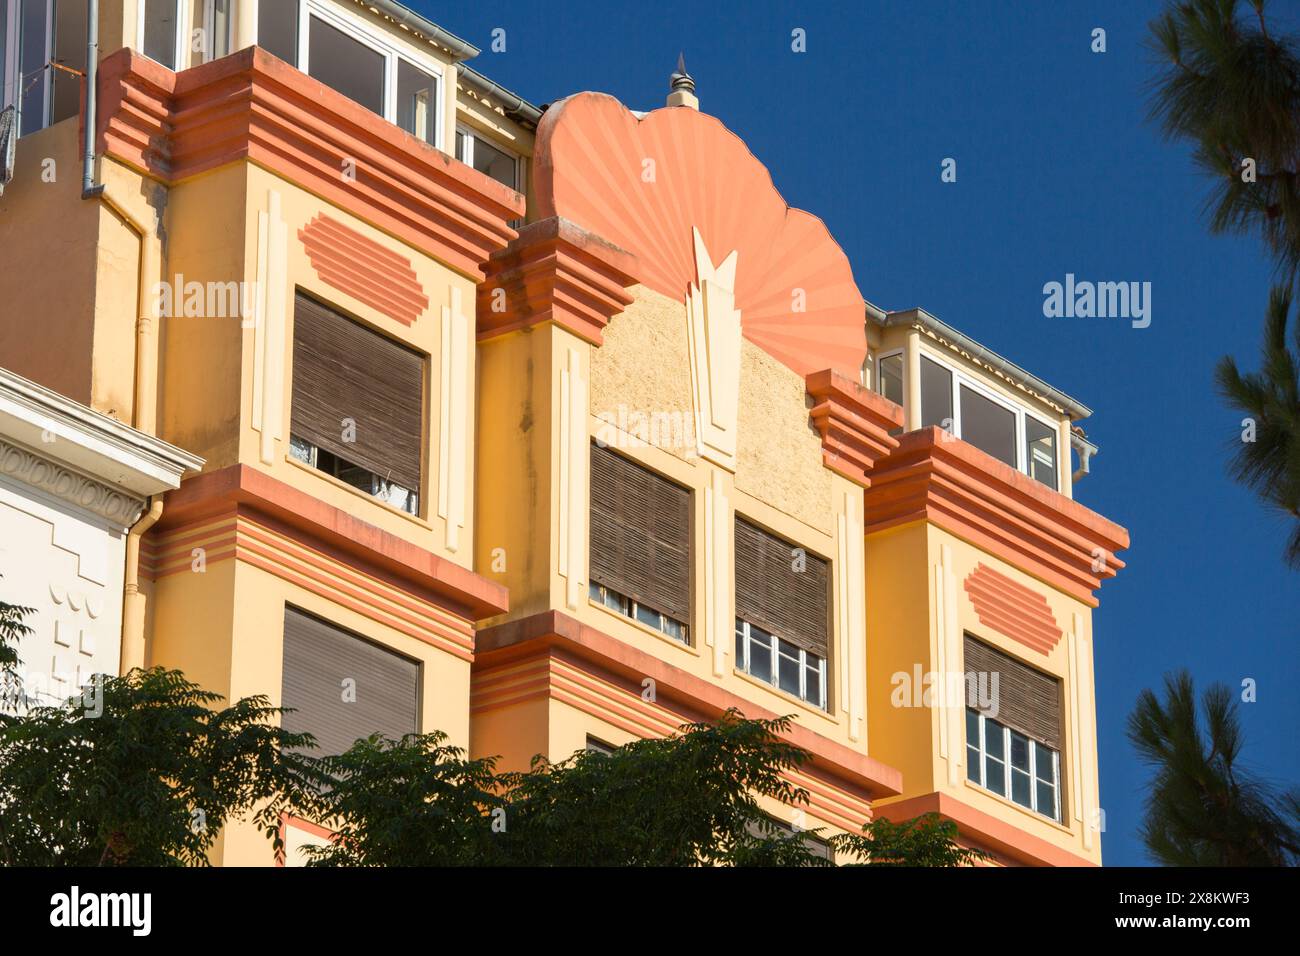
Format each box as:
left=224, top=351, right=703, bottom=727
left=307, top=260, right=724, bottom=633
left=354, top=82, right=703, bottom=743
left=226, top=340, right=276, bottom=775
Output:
left=533, top=93, right=866, bottom=378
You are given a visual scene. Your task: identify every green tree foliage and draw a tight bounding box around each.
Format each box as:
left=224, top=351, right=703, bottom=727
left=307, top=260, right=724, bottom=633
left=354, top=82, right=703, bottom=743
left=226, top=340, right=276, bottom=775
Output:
left=0, top=668, right=318, bottom=866
left=1127, top=669, right=1300, bottom=865
left=298, top=710, right=986, bottom=867
left=1149, top=0, right=1300, bottom=282
left=0, top=595, right=33, bottom=714
left=1215, top=285, right=1300, bottom=565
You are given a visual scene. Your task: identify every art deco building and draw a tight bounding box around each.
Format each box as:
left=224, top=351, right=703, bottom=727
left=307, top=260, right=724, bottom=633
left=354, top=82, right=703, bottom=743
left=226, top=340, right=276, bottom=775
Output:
left=0, top=0, right=1127, bottom=866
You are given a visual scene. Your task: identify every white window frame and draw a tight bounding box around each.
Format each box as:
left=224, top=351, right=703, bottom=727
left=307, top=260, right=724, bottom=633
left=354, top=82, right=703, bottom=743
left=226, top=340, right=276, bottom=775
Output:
left=874, top=348, right=905, bottom=407
left=4, top=0, right=54, bottom=133
left=966, top=708, right=1061, bottom=822
left=201, top=0, right=233, bottom=63
left=455, top=123, right=523, bottom=191
left=918, top=348, right=1063, bottom=488
left=296, top=0, right=443, bottom=150
left=588, top=581, right=689, bottom=644
left=136, top=0, right=188, bottom=71
left=735, top=618, right=827, bottom=710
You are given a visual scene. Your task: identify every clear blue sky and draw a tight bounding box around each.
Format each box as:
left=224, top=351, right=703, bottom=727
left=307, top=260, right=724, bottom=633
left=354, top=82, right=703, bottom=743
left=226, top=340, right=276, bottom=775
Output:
left=415, top=0, right=1300, bottom=865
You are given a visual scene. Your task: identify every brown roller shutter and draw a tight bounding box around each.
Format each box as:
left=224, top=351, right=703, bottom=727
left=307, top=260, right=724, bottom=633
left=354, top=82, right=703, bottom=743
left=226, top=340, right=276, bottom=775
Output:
left=290, top=292, right=424, bottom=490
left=281, top=607, right=420, bottom=757
left=734, top=518, right=829, bottom=658
left=589, top=443, right=691, bottom=623
left=964, top=635, right=1060, bottom=750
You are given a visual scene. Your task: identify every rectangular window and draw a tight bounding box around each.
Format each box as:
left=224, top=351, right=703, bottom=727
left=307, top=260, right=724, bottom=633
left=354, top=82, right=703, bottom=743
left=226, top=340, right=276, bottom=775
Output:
left=589, top=444, right=691, bottom=642
left=257, top=0, right=297, bottom=63
left=306, top=13, right=384, bottom=114
left=919, top=354, right=953, bottom=430
left=140, top=0, right=181, bottom=70
left=289, top=292, right=424, bottom=515
left=49, top=0, right=85, bottom=124
left=748, top=815, right=833, bottom=861
left=18, top=0, right=49, bottom=135
left=734, top=518, right=829, bottom=710
left=959, top=383, right=1017, bottom=468
left=1025, top=415, right=1058, bottom=490
left=455, top=126, right=519, bottom=190
left=585, top=736, right=616, bottom=755
left=205, top=0, right=231, bottom=61
left=964, top=635, right=1062, bottom=822
left=280, top=606, right=419, bottom=757
left=876, top=352, right=904, bottom=407
left=396, top=58, right=436, bottom=145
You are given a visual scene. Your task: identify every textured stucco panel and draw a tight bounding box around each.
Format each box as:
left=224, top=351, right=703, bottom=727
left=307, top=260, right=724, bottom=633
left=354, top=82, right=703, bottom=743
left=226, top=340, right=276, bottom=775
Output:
left=736, top=343, right=833, bottom=534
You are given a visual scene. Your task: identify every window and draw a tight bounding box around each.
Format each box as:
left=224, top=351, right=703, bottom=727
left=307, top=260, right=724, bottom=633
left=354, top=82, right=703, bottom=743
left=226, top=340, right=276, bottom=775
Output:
left=963, top=636, right=1062, bottom=822
left=585, top=736, right=616, bottom=755
left=734, top=518, right=829, bottom=710
left=284, top=1, right=442, bottom=147
left=456, top=126, right=520, bottom=190
left=290, top=292, right=424, bottom=515
left=588, top=443, right=691, bottom=643
left=280, top=607, right=419, bottom=757
left=1, top=0, right=89, bottom=135
left=918, top=350, right=1062, bottom=490
left=1025, top=415, right=1058, bottom=491
left=876, top=351, right=904, bottom=407
left=203, top=0, right=232, bottom=61
left=257, top=0, right=297, bottom=63
left=138, top=0, right=182, bottom=70
left=48, top=0, right=84, bottom=124
left=747, top=815, right=833, bottom=861
left=919, top=354, right=953, bottom=430
left=959, top=383, right=1016, bottom=468
left=306, top=13, right=383, bottom=114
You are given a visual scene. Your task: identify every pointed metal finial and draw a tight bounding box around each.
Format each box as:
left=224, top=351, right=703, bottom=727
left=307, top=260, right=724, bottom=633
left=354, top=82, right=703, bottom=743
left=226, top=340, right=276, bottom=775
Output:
left=669, top=53, right=695, bottom=95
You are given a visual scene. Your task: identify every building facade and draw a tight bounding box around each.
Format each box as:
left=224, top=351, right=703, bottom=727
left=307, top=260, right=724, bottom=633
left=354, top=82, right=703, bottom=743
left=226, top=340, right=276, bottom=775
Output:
left=0, top=0, right=1127, bottom=866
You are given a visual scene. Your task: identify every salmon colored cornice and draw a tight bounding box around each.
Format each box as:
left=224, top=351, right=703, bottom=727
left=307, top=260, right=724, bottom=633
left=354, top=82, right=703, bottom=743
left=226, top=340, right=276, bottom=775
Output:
left=876, top=792, right=1098, bottom=867
left=533, top=92, right=867, bottom=378
left=476, top=610, right=904, bottom=800
left=92, top=47, right=524, bottom=278
left=477, top=217, right=639, bottom=344
left=864, top=428, right=1130, bottom=606
left=805, top=369, right=905, bottom=488
left=156, top=464, right=508, bottom=620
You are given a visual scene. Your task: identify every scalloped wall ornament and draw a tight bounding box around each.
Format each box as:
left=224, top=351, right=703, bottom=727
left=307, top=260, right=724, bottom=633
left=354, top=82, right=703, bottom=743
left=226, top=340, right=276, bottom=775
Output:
left=533, top=93, right=867, bottom=379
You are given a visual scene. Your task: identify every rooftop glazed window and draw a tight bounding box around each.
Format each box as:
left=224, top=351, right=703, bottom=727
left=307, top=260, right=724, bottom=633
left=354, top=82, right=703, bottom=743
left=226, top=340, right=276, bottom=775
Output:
left=283, top=1, right=444, bottom=148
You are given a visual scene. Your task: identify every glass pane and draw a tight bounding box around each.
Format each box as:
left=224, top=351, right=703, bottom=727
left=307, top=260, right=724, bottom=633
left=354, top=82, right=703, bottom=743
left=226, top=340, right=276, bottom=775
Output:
left=289, top=435, right=314, bottom=464
left=965, top=708, right=980, bottom=745
left=1011, top=767, right=1032, bottom=808
left=805, top=662, right=821, bottom=706
left=1025, top=416, right=1058, bottom=490
left=984, top=756, right=1005, bottom=795
left=308, top=15, right=384, bottom=115
left=1036, top=781, right=1057, bottom=819
left=1, top=1, right=8, bottom=108
left=51, top=0, right=87, bottom=124
left=211, top=0, right=231, bottom=59
left=778, top=648, right=800, bottom=696
left=734, top=625, right=745, bottom=666
left=469, top=133, right=517, bottom=189
left=878, top=353, right=904, bottom=406
left=396, top=58, right=436, bottom=144
left=142, top=0, right=179, bottom=69
left=634, top=602, right=660, bottom=630
left=966, top=745, right=981, bottom=783
left=455, top=128, right=465, bottom=160
left=748, top=629, right=772, bottom=683
left=660, top=615, right=685, bottom=642
left=984, top=720, right=1004, bottom=759
left=19, top=0, right=49, bottom=135
left=257, top=0, right=297, bottom=63
left=1010, top=731, right=1030, bottom=771
left=919, top=355, right=953, bottom=431
left=1034, top=742, right=1056, bottom=783
left=959, top=385, right=1017, bottom=467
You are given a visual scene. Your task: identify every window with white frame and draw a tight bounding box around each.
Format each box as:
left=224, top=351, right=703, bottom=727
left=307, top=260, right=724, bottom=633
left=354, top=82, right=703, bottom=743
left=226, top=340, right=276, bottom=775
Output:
left=282, top=0, right=441, bottom=148
left=734, top=619, right=826, bottom=710
left=138, top=0, right=184, bottom=70
left=3, top=0, right=89, bottom=136
left=455, top=125, right=520, bottom=190
left=589, top=581, right=688, bottom=642
left=966, top=709, right=1060, bottom=822
left=911, top=350, right=1060, bottom=489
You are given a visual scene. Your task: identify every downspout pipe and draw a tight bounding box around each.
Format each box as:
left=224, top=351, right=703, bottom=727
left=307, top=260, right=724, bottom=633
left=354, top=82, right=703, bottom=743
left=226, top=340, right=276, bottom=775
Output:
left=80, top=0, right=165, bottom=671
left=80, top=0, right=98, bottom=196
